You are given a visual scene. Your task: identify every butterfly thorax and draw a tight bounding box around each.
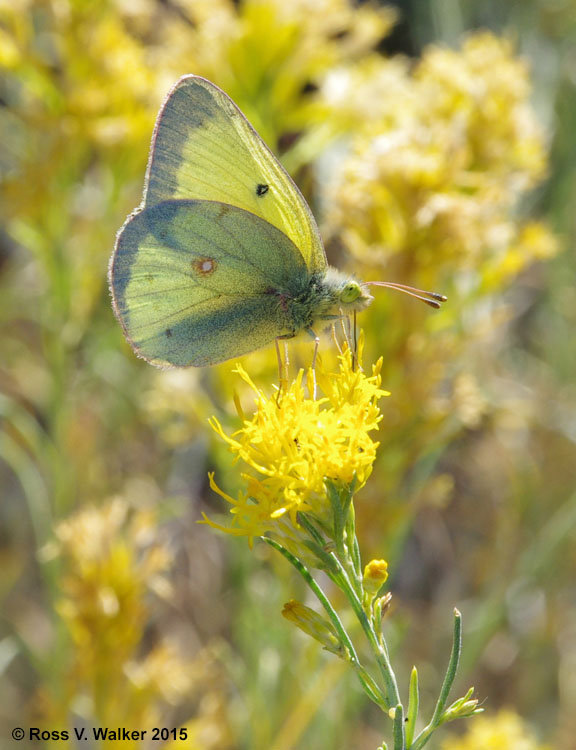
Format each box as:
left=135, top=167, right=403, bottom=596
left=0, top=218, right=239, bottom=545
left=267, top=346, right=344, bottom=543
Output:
left=279, top=267, right=373, bottom=336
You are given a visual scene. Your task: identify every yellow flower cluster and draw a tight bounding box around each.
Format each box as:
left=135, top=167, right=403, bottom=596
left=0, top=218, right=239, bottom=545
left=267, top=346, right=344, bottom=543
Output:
left=205, top=344, right=388, bottom=543
left=440, top=710, right=549, bottom=750
left=322, top=32, right=556, bottom=281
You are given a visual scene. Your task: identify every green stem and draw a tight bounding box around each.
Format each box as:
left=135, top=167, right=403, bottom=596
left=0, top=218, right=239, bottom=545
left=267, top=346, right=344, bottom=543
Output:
left=344, top=502, right=363, bottom=591
left=326, top=481, right=347, bottom=561
left=324, top=483, right=363, bottom=597
left=327, top=550, right=401, bottom=709
left=261, top=535, right=386, bottom=708
left=300, top=502, right=400, bottom=710
left=354, top=664, right=390, bottom=708
left=261, top=536, right=389, bottom=707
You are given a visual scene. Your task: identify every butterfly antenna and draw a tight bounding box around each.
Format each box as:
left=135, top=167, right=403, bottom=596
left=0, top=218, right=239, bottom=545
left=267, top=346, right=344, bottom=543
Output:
left=365, top=281, right=447, bottom=309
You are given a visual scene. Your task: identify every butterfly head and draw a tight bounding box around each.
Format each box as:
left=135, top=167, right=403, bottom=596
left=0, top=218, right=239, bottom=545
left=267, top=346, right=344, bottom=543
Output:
left=323, top=268, right=374, bottom=314
left=338, top=279, right=374, bottom=313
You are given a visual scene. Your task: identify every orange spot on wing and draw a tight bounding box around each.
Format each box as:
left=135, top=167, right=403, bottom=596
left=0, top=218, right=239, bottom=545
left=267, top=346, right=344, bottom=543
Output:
left=192, top=257, right=218, bottom=276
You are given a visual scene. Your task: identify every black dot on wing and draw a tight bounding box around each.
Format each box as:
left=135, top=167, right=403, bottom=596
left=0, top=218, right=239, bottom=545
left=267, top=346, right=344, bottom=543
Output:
left=256, top=183, right=269, bottom=196
left=165, top=328, right=173, bottom=338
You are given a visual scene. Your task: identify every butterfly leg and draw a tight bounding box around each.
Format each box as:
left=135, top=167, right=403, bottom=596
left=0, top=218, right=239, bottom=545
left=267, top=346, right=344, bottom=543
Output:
left=336, top=312, right=359, bottom=370
left=284, top=339, right=290, bottom=374
left=331, top=322, right=344, bottom=355
left=339, top=313, right=352, bottom=356
left=275, top=337, right=288, bottom=405
left=352, top=310, right=358, bottom=371
left=305, top=328, right=320, bottom=400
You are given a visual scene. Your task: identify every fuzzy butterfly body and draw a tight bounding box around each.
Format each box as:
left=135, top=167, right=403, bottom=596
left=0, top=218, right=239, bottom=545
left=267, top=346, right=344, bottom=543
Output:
left=109, top=75, right=373, bottom=367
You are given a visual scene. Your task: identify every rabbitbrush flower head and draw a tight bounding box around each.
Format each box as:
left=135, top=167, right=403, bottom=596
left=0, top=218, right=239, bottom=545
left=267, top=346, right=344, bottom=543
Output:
left=204, top=339, right=388, bottom=546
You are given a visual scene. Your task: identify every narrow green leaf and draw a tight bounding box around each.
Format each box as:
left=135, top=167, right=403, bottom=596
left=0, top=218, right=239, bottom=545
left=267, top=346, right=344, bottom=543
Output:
left=432, top=609, right=462, bottom=723
left=302, top=540, right=340, bottom=573
left=405, top=666, right=419, bottom=747
left=393, top=704, right=405, bottom=750
left=297, top=512, right=326, bottom=546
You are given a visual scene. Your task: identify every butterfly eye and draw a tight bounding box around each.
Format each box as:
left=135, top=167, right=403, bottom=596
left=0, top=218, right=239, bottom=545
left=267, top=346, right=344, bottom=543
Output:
left=340, top=282, right=361, bottom=303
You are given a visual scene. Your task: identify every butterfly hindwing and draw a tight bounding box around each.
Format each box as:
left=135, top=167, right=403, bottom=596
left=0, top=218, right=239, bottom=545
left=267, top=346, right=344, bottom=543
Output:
left=143, top=75, right=327, bottom=274
left=110, top=200, right=311, bottom=367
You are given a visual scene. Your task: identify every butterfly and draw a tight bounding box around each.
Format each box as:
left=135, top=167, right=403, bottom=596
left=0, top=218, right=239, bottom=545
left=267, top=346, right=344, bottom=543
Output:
left=108, top=76, right=445, bottom=368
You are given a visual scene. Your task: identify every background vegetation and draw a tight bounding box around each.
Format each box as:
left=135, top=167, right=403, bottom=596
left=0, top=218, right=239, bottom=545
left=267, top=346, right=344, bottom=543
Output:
left=1, top=1, right=574, bottom=748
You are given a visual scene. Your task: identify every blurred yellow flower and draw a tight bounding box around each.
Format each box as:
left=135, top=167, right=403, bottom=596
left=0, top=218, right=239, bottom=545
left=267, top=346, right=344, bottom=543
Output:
left=440, top=709, right=549, bottom=750
left=41, top=495, right=201, bottom=732
left=204, top=342, right=388, bottom=543
left=51, top=496, right=171, bottom=659
left=125, top=644, right=193, bottom=705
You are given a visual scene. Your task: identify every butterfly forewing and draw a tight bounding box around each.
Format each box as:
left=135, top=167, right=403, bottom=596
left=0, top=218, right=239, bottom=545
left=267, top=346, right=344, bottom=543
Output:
left=143, top=75, right=327, bottom=273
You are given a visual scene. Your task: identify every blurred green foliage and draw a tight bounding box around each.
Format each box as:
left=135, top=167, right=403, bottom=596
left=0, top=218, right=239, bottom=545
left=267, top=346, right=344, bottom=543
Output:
left=0, top=0, right=574, bottom=748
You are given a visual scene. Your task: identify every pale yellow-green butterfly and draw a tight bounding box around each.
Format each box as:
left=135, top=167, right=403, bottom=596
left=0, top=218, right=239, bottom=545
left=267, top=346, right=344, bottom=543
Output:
left=108, top=75, right=445, bottom=368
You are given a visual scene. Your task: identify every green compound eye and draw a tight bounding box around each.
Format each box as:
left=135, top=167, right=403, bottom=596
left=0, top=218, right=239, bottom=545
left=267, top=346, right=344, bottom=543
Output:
left=340, top=282, right=361, bottom=303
